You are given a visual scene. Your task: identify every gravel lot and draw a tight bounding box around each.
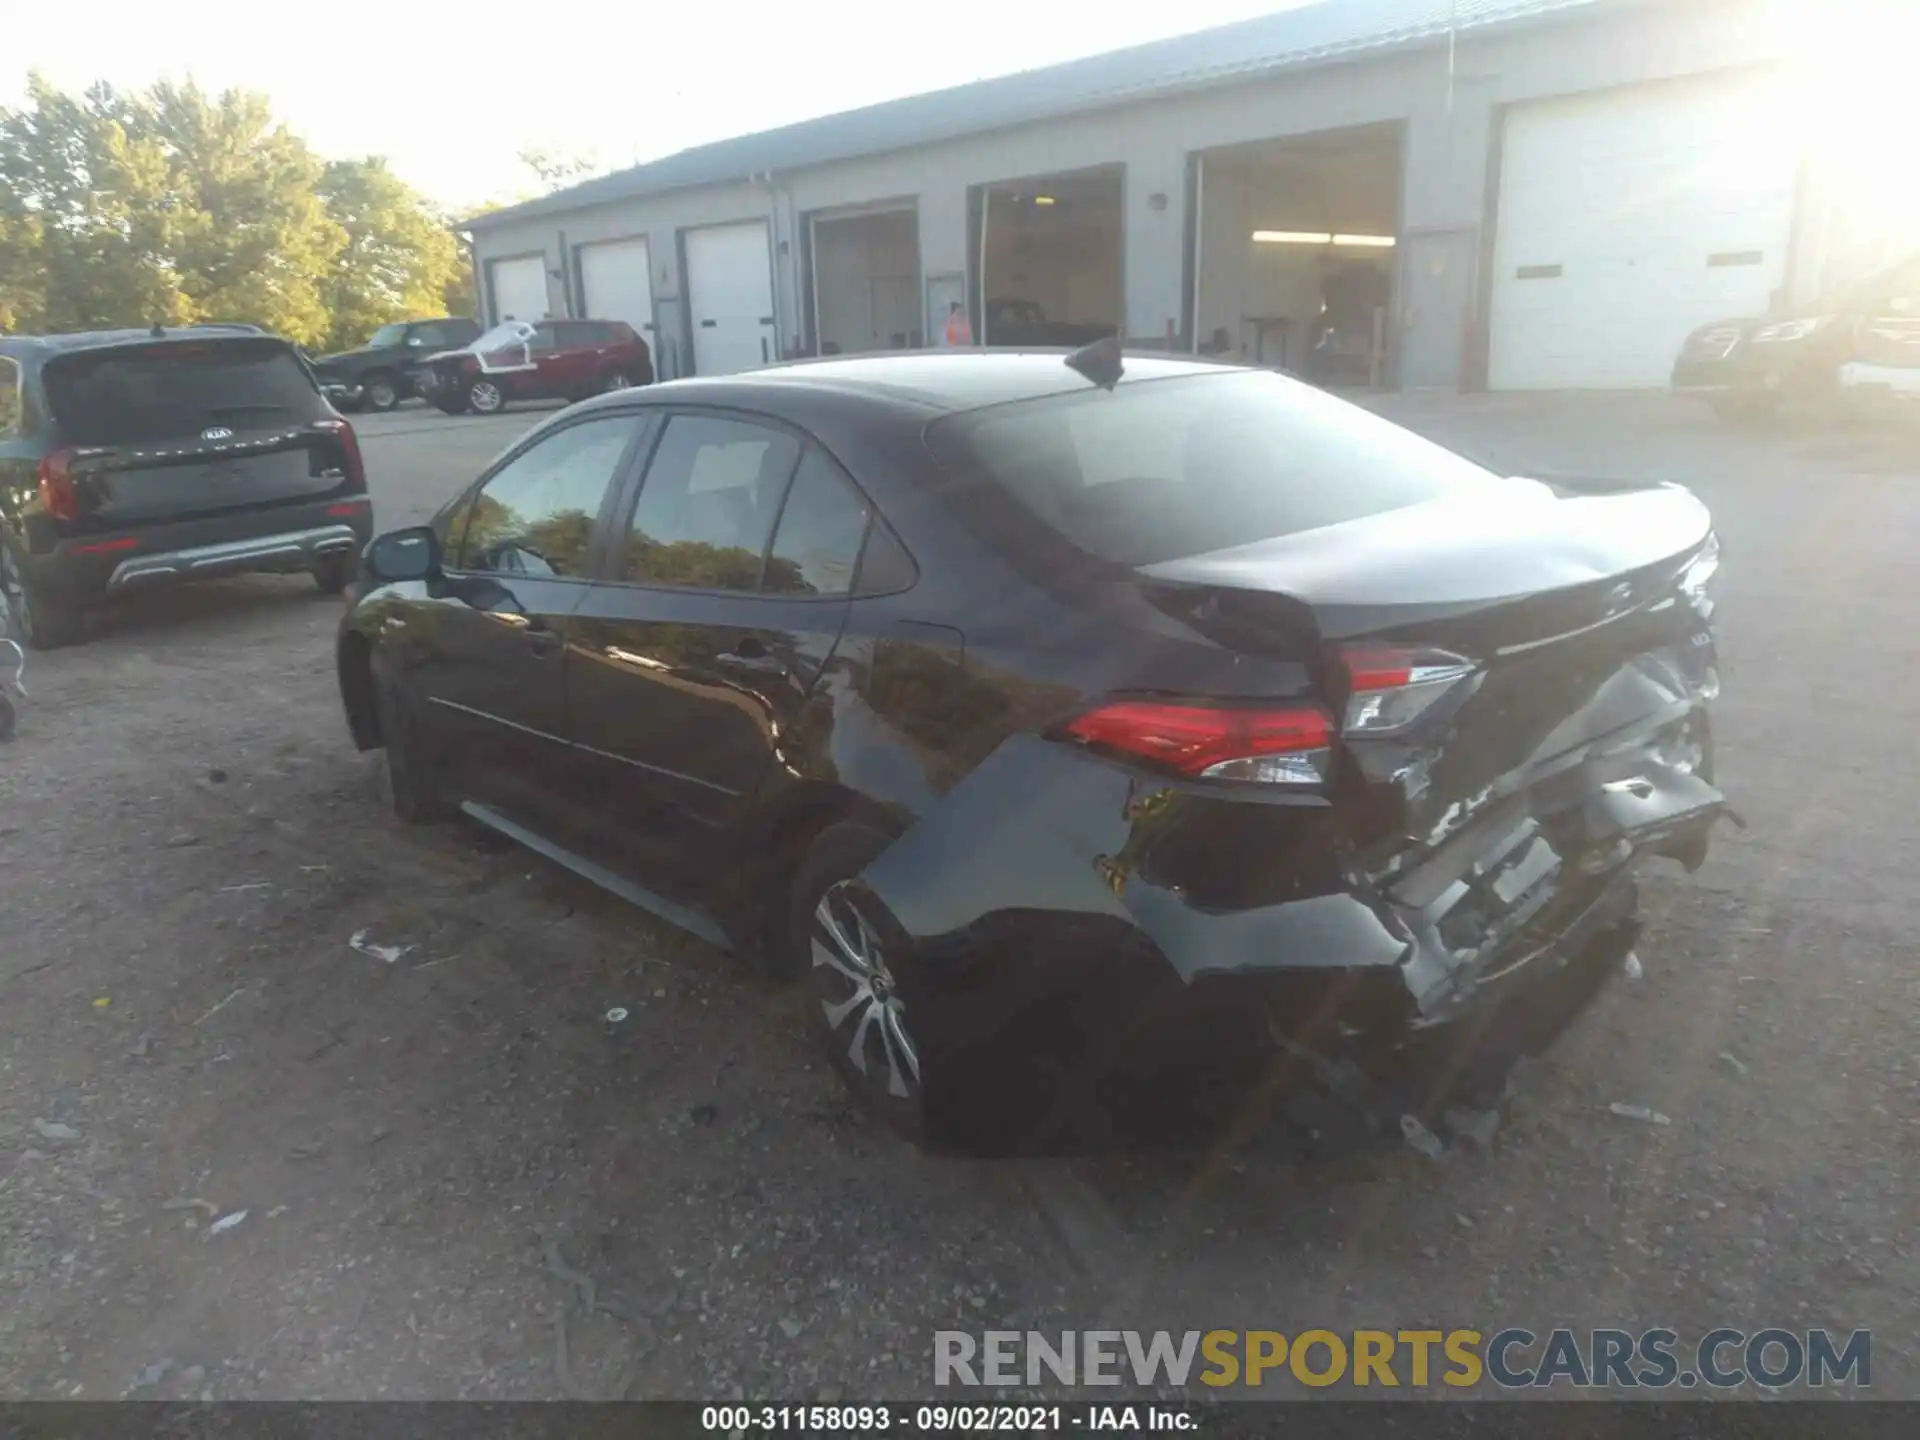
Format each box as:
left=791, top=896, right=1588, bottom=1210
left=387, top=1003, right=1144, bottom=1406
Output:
left=2, top=392, right=1915, bottom=1402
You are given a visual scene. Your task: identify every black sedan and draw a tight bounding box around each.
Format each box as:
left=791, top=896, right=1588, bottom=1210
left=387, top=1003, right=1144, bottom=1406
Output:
left=336, top=349, right=1731, bottom=1152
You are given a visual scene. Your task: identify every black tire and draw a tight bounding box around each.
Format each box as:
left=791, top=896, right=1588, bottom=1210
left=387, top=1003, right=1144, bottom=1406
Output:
left=0, top=691, right=15, bottom=743
left=313, top=552, right=356, bottom=596
left=374, top=675, right=450, bottom=823
left=361, top=371, right=401, bottom=413
left=466, top=377, right=507, bottom=415
left=1, top=541, right=84, bottom=651
left=789, top=821, right=926, bottom=1143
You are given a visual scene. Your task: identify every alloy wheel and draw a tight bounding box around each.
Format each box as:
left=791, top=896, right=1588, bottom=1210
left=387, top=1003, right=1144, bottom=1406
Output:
left=366, top=378, right=398, bottom=410
left=469, top=380, right=504, bottom=413
left=811, top=882, right=920, bottom=1102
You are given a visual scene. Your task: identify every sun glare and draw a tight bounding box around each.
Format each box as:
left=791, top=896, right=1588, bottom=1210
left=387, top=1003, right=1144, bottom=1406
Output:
left=1777, top=0, right=1920, bottom=208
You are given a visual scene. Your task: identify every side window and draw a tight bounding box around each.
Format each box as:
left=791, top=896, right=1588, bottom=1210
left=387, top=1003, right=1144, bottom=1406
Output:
left=409, top=322, right=452, bottom=349
left=854, top=517, right=916, bottom=595
left=0, top=358, right=20, bottom=438
left=762, top=451, right=870, bottom=597
left=450, top=415, right=640, bottom=577
left=623, top=414, right=800, bottom=590
left=529, top=323, right=561, bottom=354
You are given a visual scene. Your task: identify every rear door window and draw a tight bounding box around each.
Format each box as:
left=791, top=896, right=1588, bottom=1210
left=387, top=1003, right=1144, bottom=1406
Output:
left=928, top=370, right=1505, bottom=567
left=762, top=450, right=870, bottom=597
left=43, top=340, right=326, bottom=445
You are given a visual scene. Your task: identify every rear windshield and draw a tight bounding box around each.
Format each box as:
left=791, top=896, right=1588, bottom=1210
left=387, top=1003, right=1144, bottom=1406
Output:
left=44, top=339, right=326, bottom=445
left=927, top=370, right=1505, bottom=567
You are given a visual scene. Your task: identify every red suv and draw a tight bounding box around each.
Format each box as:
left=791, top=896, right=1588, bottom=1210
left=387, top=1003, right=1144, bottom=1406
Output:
left=417, top=319, right=652, bottom=416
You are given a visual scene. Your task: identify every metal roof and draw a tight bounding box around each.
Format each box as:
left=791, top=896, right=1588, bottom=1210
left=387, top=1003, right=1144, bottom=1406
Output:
left=466, top=0, right=1614, bottom=232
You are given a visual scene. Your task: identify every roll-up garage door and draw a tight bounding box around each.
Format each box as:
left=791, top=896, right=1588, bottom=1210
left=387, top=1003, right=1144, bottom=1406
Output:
left=487, top=254, right=550, bottom=325
left=685, top=222, right=777, bottom=376
left=1488, top=71, right=1795, bottom=390
left=578, top=238, right=660, bottom=365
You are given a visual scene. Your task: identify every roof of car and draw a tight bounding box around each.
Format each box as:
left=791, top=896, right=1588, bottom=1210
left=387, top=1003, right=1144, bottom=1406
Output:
left=586, top=349, right=1241, bottom=418
left=1, top=325, right=276, bottom=358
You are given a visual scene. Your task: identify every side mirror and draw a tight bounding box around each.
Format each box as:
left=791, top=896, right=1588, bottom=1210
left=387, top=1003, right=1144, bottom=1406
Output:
left=362, top=526, right=441, bottom=585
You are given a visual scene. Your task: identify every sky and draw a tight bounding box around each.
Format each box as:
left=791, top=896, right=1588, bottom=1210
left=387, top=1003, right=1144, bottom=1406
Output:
left=6, top=0, right=1304, bottom=213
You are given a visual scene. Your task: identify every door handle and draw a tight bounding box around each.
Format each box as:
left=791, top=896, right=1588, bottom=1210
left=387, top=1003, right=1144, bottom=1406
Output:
left=527, top=628, right=564, bottom=657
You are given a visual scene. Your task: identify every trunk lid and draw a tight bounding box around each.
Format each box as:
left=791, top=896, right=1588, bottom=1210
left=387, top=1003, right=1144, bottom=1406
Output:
left=1137, top=478, right=1711, bottom=642
left=44, top=338, right=353, bottom=528
left=1139, top=479, right=1718, bottom=842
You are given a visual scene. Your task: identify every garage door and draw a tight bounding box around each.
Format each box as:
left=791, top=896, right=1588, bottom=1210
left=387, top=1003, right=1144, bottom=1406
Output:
left=1489, top=72, right=1795, bottom=390
left=685, top=222, right=777, bottom=375
left=487, top=254, right=550, bottom=325
left=578, top=238, right=661, bottom=370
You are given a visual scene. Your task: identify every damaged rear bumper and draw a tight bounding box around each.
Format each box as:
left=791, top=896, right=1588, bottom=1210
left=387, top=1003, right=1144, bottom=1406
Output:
left=848, top=701, right=1729, bottom=1144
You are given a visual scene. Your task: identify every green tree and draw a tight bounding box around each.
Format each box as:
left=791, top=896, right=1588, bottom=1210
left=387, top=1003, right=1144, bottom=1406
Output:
left=141, top=79, right=344, bottom=346
left=460, top=147, right=608, bottom=230
left=0, top=74, right=187, bottom=333
left=0, top=73, right=469, bottom=346
left=517, top=146, right=605, bottom=192
left=316, top=157, right=471, bottom=351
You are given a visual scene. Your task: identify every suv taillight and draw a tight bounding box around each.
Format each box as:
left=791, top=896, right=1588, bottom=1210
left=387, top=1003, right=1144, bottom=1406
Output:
left=37, top=447, right=81, bottom=522
left=1338, top=646, right=1478, bottom=736
left=1059, top=699, right=1334, bottom=786
left=313, top=418, right=365, bottom=489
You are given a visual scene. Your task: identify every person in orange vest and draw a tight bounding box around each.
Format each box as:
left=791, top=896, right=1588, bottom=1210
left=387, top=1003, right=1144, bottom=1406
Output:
left=942, top=301, right=975, bottom=347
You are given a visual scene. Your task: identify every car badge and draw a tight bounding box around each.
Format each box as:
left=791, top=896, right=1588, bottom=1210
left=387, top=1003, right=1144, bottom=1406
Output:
left=201, top=426, right=234, bottom=441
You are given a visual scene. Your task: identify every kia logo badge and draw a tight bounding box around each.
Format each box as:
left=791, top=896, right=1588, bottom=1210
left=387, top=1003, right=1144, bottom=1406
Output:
left=201, top=426, right=234, bottom=441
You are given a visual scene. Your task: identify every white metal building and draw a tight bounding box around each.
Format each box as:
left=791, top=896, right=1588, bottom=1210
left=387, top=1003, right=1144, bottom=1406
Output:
left=463, top=0, right=1891, bottom=392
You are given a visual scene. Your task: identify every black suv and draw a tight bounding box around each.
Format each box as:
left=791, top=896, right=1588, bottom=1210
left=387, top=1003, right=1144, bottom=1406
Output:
left=309, top=317, right=482, bottom=413
left=0, top=327, right=372, bottom=649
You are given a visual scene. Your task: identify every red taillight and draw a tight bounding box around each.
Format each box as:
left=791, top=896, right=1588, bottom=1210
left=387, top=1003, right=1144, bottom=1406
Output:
left=71, top=537, right=138, bottom=555
left=313, top=417, right=365, bottom=489
left=1342, top=649, right=1417, bottom=690
left=38, top=447, right=81, bottom=523
left=1338, top=645, right=1478, bottom=736
left=327, top=497, right=370, bottom=517
left=1061, top=700, right=1334, bottom=785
